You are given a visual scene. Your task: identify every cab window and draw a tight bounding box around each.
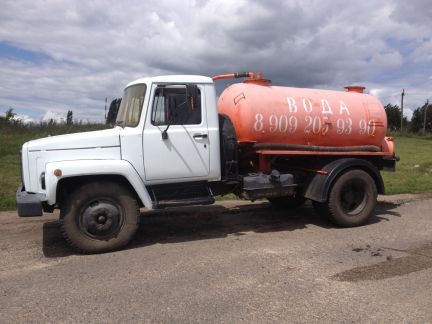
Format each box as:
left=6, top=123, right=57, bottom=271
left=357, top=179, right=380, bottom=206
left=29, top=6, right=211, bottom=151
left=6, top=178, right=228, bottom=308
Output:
left=116, top=84, right=146, bottom=127
left=151, top=85, right=201, bottom=126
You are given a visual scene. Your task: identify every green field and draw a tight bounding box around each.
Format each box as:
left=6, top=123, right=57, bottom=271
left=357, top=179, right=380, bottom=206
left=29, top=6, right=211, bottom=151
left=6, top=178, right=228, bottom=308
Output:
left=382, top=136, right=432, bottom=194
left=1, top=127, right=431, bottom=211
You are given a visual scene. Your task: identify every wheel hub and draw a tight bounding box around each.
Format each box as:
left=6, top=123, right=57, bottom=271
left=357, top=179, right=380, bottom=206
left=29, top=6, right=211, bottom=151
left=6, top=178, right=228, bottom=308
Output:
left=80, top=201, right=122, bottom=238
left=97, top=215, right=107, bottom=224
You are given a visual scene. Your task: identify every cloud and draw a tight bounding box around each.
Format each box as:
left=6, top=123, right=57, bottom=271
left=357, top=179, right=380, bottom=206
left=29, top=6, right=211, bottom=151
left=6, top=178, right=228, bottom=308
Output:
left=12, top=114, right=34, bottom=124
left=42, top=111, right=66, bottom=123
left=0, top=0, right=431, bottom=121
left=410, top=41, right=432, bottom=64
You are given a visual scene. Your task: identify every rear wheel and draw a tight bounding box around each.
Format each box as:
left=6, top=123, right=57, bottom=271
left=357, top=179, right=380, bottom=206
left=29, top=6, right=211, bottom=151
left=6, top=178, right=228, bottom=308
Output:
left=314, top=169, right=377, bottom=227
left=60, top=181, right=139, bottom=253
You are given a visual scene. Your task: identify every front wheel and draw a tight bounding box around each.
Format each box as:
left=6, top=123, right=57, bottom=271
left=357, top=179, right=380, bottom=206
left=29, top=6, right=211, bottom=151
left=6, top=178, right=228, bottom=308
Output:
left=60, top=181, right=140, bottom=253
left=315, top=169, right=377, bottom=227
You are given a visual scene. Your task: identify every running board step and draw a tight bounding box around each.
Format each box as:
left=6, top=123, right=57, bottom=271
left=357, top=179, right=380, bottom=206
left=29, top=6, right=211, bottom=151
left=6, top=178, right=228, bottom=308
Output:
left=149, top=181, right=215, bottom=209
left=155, top=196, right=215, bottom=209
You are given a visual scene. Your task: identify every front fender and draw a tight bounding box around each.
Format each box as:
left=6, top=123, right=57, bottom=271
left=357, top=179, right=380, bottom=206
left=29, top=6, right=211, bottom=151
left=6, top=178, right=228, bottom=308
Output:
left=44, top=160, right=153, bottom=208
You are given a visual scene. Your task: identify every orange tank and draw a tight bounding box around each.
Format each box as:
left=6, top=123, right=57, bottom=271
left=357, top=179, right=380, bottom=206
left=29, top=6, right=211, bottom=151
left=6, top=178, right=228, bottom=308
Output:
left=217, top=75, right=394, bottom=156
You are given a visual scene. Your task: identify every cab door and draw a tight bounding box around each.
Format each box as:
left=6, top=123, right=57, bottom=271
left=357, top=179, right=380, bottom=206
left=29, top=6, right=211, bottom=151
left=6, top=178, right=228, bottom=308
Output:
left=142, top=84, right=210, bottom=182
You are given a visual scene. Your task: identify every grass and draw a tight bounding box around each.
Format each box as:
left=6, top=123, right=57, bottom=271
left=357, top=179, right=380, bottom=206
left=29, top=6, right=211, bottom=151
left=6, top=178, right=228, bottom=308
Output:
left=0, top=125, right=431, bottom=210
left=382, top=136, right=432, bottom=194
left=0, top=154, right=20, bottom=210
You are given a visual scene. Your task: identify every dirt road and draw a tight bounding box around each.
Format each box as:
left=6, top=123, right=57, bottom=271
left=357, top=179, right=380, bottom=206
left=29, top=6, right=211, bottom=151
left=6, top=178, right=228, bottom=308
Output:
left=1, top=199, right=432, bottom=323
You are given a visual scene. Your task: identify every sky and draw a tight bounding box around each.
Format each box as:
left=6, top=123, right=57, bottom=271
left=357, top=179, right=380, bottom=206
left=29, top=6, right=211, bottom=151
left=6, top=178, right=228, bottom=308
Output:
left=0, top=0, right=431, bottom=123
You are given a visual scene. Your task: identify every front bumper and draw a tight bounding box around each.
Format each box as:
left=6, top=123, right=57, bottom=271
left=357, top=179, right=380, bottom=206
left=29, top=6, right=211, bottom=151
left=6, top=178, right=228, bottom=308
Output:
left=16, top=185, right=46, bottom=217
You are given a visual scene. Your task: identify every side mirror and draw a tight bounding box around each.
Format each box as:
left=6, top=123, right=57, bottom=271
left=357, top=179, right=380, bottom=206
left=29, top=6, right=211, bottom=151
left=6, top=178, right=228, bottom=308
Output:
left=162, top=129, right=169, bottom=140
left=186, top=84, right=199, bottom=111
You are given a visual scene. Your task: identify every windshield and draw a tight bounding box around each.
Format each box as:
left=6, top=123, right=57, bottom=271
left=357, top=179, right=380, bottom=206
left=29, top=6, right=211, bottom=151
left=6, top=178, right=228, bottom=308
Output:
left=116, top=84, right=147, bottom=127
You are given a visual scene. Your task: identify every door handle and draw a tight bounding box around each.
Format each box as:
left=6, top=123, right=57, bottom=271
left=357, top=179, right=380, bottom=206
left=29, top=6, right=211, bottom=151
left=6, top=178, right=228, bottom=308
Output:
left=193, top=133, right=208, bottom=139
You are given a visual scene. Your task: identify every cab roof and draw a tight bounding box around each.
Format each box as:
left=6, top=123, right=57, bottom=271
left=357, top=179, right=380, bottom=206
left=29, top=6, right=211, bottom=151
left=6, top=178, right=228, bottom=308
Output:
left=126, top=75, right=213, bottom=87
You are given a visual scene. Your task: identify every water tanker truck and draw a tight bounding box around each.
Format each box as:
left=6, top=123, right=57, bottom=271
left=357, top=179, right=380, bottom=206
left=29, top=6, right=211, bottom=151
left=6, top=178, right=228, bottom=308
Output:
left=16, top=72, right=397, bottom=253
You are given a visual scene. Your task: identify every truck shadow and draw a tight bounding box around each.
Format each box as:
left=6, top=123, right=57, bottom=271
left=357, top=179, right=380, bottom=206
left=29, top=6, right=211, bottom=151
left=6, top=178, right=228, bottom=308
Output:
left=42, top=201, right=401, bottom=258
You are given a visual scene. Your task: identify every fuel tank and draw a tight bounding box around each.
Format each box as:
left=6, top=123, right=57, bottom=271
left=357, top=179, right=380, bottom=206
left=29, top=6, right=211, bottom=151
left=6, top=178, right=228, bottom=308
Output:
left=217, top=80, right=391, bottom=153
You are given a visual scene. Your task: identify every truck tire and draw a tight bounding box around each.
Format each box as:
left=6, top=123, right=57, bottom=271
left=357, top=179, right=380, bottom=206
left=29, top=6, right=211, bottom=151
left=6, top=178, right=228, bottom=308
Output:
left=315, top=169, right=377, bottom=227
left=60, top=181, right=139, bottom=253
left=267, top=195, right=305, bottom=209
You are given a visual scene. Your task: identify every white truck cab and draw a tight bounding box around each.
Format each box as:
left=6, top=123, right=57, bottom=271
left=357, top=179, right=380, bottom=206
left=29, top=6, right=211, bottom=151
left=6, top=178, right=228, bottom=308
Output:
left=19, top=75, right=220, bottom=206
left=17, top=75, right=224, bottom=252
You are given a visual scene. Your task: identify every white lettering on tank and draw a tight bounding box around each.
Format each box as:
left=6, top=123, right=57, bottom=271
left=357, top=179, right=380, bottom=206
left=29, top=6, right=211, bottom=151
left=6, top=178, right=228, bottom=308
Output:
left=337, top=118, right=353, bottom=135
left=287, top=97, right=298, bottom=113
left=302, top=98, right=313, bottom=113
left=269, top=114, right=278, bottom=132
left=253, top=113, right=264, bottom=132
left=368, top=120, right=376, bottom=135
left=339, top=100, right=350, bottom=116
left=304, top=116, right=312, bottom=133
left=279, top=115, right=288, bottom=132
left=345, top=118, right=353, bottom=134
left=359, top=119, right=367, bottom=134
left=288, top=116, right=297, bottom=133
left=321, top=99, right=333, bottom=115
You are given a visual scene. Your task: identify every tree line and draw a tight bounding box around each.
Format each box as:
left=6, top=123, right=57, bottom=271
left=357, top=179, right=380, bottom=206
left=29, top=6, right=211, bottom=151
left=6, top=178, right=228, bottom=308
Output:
left=385, top=101, right=432, bottom=133
left=0, top=108, right=75, bottom=126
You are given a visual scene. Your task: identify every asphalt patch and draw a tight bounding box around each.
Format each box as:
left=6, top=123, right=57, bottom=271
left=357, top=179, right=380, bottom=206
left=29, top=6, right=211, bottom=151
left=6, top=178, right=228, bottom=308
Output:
left=333, top=243, right=432, bottom=282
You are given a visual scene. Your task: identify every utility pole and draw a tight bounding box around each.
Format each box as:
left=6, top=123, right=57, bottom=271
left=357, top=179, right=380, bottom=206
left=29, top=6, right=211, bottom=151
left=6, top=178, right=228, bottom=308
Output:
left=400, top=89, right=405, bottom=132
left=104, top=97, right=107, bottom=122
left=424, top=99, right=429, bottom=135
